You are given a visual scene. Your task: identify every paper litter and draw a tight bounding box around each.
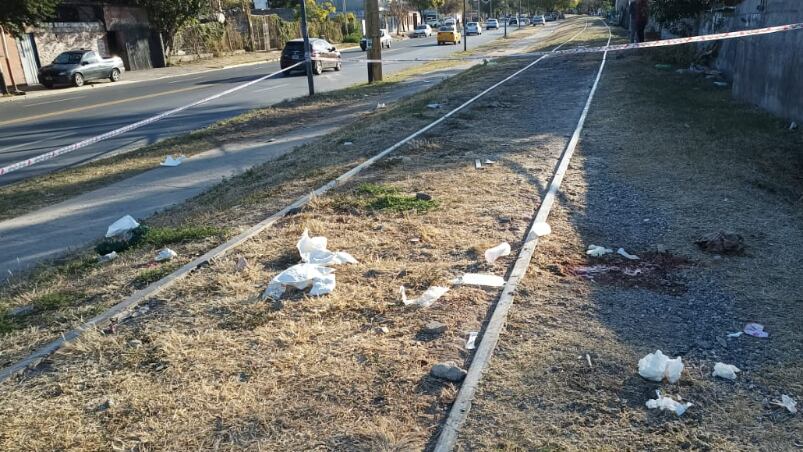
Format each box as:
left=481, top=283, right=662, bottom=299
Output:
left=638, top=350, right=684, bottom=383
left=105, top=215, right=139, bottom=238
left=533, top=222, right=551, bottom=237
left=743, top=322, right=768, bottom=338
left=712, top=362, right=740, bottom=380
left=485, top=242, right=511, bottom=264
left=160, top=155, right=187, bottom=167
left=155, top=248, right=177, bottom=262
left=646, top=390, right=692, bottom=416
left=98, top=251, right=118, bottom=263
left=772, top=395, right=797, bottom=414
left=261, top=229, right=357, bottom=300
left=400, top=285, right=449, bottom=308
left=726, top=331, right=743, bottom=338
left=475, top=159, right=482, bottom=169
left=426, top=103, right=441, bottom=109
left=466, top=332, right=478, bottom=349
left=586, top=244, right=612, bottom=257
left=452, top=273, right=505, bottom=287
left=617, top=248, right=640, bottom=260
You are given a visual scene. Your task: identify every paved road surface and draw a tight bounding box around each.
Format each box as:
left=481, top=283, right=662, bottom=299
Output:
left=0, top=30, right=508, bottom=186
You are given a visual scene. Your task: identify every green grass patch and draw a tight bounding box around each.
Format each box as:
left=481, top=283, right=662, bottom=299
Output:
left=33, top=290, right=86, bottom=312
left=95, top=224, right=227, bottom=256
left=133, top=264, right=179, bottom=287
left=337, top=183, right=437, bottom=213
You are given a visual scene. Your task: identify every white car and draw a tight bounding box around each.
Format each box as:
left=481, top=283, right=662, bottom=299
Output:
left=486, top=18, right=499, bottom=30
left=444, top=18, right=456, bottom=26
left=532, top=15, right=546, bottom=25
left=360, top=28, right=392, bottom=50
left=413, top=24, right=433, bottom=37
left=465, top=22, right=482, bottom=35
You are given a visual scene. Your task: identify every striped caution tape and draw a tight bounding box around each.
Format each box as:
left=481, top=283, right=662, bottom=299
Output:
left=0, top=62, right=303, bottom=177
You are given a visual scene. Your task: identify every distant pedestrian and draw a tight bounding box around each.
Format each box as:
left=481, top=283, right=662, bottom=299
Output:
left=628, top=0, right=648, bottom=43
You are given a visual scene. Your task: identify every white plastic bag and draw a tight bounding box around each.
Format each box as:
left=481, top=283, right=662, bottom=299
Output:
left=712, top=362, right=740, bottom=380
left=262, top=263, right=335, bottom=300
left=638, top=350, right=684, bottom=383
left=485, top=242, right=511, bottom=264
left=98, top=251, right=118, bottom=263
left=452, top=273, right=505, bottom=287
left=296, top=228, right=358, bottom=265
left=400, top=285, right=449, bottom=308
left=617, top=248, right=640, bottom=260
left=646, top=390, right=692, bottom=416
left=160, top=155, right=187, bottom=167
left=743, top=322, right=769, bottom=338
left=773, top=395, right=797, bottom=414
left=105, top=215, right=139, bottom=238
left=155, top=247, right=177, bottom=262
left=466, top=332, right=478, bottom=349
left=586, top=244, right=612, bottom=257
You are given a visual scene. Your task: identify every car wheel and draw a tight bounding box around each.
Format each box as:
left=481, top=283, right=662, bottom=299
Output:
left=42, top=82, right=53, bottom=89
left=335, top=60, right=342, bottom=71
left=73, top=73, right=84, bottom=87
left=109, top=68, right=121, bottom=82
left=313, top=60, right=323, bottom=75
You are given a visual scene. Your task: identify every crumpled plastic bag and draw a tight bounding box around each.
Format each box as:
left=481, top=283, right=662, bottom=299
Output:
left=617, top=248, right=640, bottom=260
left=743, top=322, right=768, bottom=338
left=400, top=285, right=449, bottom=308
left=533, top=222, right=551, bottom=237
left=297, top=229, right=358, bottom=265
left=106, top=215, right=139, bottom=238
left=638, top=350, right=684, bottom=383
left=773, top=395, right=798, bottom=414
left=155, top=247, right=177, bottom=262
left=484, top=242, right=511, bottom=264
left=712, top=362, right=740, bottom=380
left=586, top=244, right=612, bottom=257
left=160, top=155, right=187, bottom=167
left=646, top=390, right=692, bottom=416
left=262, top=263, right=336, bottom=300
left=452, top=273, right=505, bottom=287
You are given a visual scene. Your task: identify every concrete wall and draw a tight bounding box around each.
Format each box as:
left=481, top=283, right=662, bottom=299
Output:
left=0, top=31, right=27, bottom=89
left=708, top=0, right=802, bottom=122
left=34, top=22, right=108, bottom=66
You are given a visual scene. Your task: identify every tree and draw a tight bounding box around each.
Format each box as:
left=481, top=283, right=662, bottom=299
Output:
left=296, top=0, right=336, bottom=22
left=137, top=0, right=209, bottom=56
left=388, top=0, right=411, bottom=34
left=650, top=0, right=715, bottom=24
left=0, top=0, right=60, bottom=36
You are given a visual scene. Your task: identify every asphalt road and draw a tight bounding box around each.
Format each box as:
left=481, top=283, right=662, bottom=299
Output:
left=0, top=29, right=510, bottom=186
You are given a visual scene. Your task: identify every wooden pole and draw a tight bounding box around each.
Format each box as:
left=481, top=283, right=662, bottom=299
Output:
left=366, top=0, right=382, bottom=82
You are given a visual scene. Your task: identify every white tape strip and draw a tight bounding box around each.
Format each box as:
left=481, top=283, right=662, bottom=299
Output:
left=327, top=22, right=803, bottom=64
left=0, top=62, right=303, bottom=177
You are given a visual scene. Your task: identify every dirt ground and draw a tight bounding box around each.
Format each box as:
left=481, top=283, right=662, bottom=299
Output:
left=0, top=18, right=610, bottom=450
left=458, top=45, right=803, bottom=450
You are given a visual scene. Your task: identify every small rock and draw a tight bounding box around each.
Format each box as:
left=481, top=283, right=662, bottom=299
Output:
left=8, top=305, right=34, bottom=317
left=423, top=321, right=447, bottom=335
left=498, top=215, right=512, bottom=224
left=415, top=192, right=433, bottom=201
left=235, top=255, right=249, bottom=272
left=431, top=361, right=467, bottom=382
left=695, top=231, right=744, bottom=254
left=545, top=264, right=564, bottom=276
left=128, top=339, right=143, bottom=349
left=375, top=326, right=390, bottom=334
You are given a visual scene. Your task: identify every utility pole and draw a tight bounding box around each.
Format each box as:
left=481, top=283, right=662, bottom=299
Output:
left=517, top=0, right=521, bottom=29
left=299, top=0, right=315, bottom=95
left=366, top=0, right=383, bottom=82
left=462, top=0, right=467, bottom=51
left=503, top=7, right=507, bottom=37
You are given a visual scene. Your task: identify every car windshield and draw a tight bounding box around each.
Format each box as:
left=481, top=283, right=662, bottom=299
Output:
left=416, top=25, right=427, bottom=29
left=284, top=41, right=305, bottom=51
left=468, top=23, right=477, bottom=27
left=53, top=52, right=83, bottom=64
left=439, top=26, right=454, bottom=32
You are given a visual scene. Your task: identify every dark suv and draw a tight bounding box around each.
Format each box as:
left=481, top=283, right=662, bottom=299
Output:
left=280, top=38, right=342, bottom=75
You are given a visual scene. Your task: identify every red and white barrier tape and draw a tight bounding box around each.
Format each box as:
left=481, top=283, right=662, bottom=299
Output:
left=328, top=22, right=803, bottom=64
left=0, top=62, right=303, bottom=177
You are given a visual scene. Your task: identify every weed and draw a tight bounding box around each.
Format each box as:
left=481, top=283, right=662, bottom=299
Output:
left=342, top=183, right=438, bottom=213
left=133, top=264, right=179, bottom=287
left=140, top=225, right=227, bottom=247
left=33, top=291, right=85, bottom=312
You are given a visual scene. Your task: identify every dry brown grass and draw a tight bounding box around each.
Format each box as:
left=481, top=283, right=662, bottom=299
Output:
left=0, top=19, right=606, bottom=450
left=458, top=31, right=803, bottom=451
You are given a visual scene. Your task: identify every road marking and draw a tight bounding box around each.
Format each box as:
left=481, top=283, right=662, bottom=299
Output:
left=168, top=76, right=202, bottom=84
left=0, top=85, right=206, bottom=128
left=253, top=83, right=289, bottom=93
left=0, top=131, right=77, bottom=154
left=22, top=96, right=86, bottom=108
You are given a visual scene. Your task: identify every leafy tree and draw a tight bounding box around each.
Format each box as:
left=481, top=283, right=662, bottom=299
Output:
left=296, top=0, right=336, bottom=22
left=650, top=0, right=715, bottom=24
left=388, top=0, right=411, bottom=33
left=137, top=0, right=209, bottom=56
left=0, top=0, right=60, bottom=36
left=408, top=0, right=445, bottom=19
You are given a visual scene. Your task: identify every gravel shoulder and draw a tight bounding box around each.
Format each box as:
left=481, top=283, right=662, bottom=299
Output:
left=0, top=19, right=612, bottom=450
left=458, top=44, right=803, bottom=449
